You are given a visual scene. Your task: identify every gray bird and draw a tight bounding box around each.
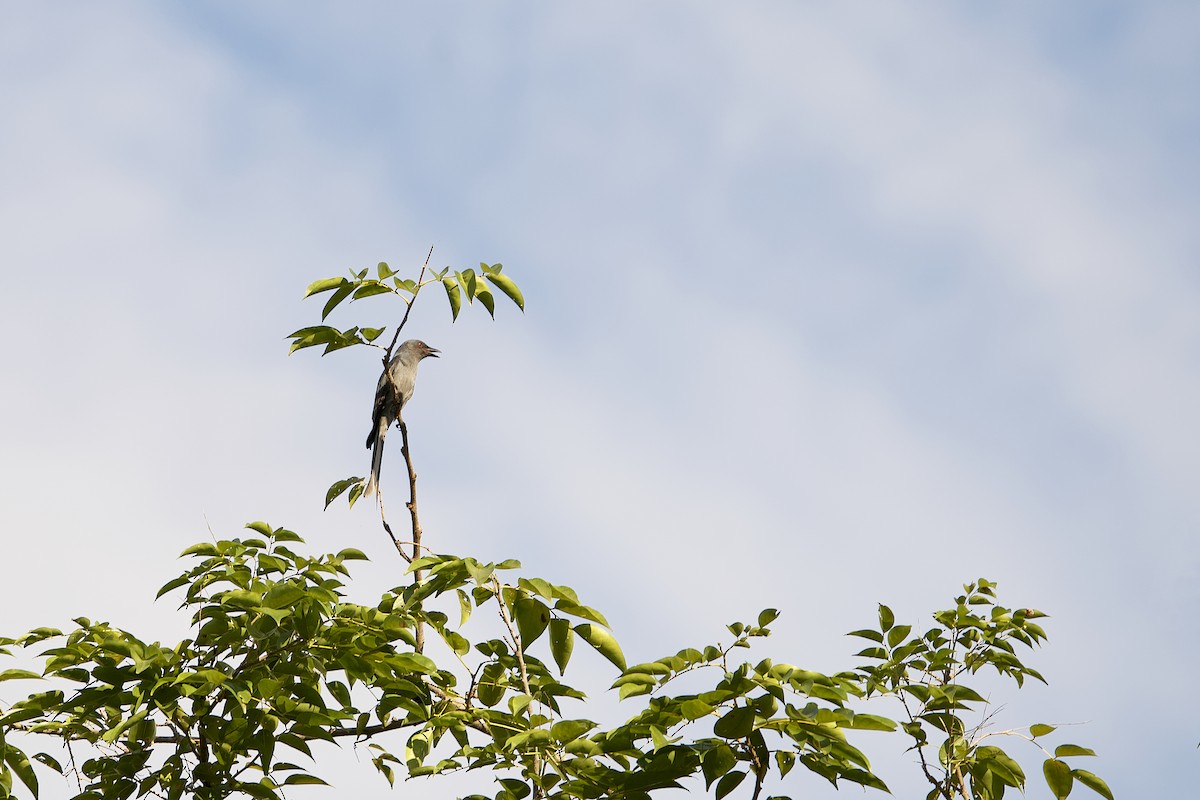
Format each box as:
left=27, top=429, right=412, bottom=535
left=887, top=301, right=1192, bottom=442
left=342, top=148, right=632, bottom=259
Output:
left=364, top=339, right=439, bottom=497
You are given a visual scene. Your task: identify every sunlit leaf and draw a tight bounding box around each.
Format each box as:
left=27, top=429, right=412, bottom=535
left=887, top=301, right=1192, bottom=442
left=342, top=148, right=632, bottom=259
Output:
left=549, top=618, right=574, bottom=674
left=303, top=277, right=348, bottom=297
left=484, top=272, right=524, bottom=312
left=1043, top=759, right=1074, bottom=800
left=575, top=623, right=625, bottom=671
left=442, top=278, right=462, bottom=321
left=1072, top=770, right=1114, bottom=800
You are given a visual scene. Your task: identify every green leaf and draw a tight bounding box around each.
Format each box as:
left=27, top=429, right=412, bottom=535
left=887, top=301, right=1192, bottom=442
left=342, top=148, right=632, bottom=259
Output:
left=456, top=589, right=473, bottom=627
left=886, top=624, right=912, bottom=648
left=554, top=601, right=610, bottom=627
left=715, top=770, right=746, bottom=800
left=321, top=282, right=355, bottom=321
left=680, top=698, right=715, bottom=720
left=878, top=604, right=895, bottom=632
left=550, top=719, right=596, bottom=743
left=575, top=623, right=625, bottom=671
left=548, top=618, right=574, bottom=674
left=702, top=743, right=737, bottom=788
left=442, top=278, right=462, bottom=321
left=713, top=705, right=755, bottom=738
left=1072, top=770, right=1114, bottom=800
left=156, top=574, right=191, bottom=599
left=325, top=477, right=363, bottom=509
left=457, top=269, right=477, bottom=299
left=2, top=744, right=37, bottom=797
left=649, top=725, right=672, bottom=751
left=0, top=669, right=43, bottom=683
left=847, top=628, right=884, bottom=643
left=1030, top=723, right=1057, bottom=738
left=474, top=282, right=495, bottom=317
left=181, top=542, right=219, bottom=557
left=484, top=272, right=525, bottom=312
left=377, top=261, right=396, bottom=279
left=477, top=662, right=505, bottom=707
left=513, top=597, right=550, bottom=647
left=261, top=584, right=305, bottom=610
left=352, top=282, right=393, bottom=300
left=845, top=713, right=897, bottom=732
left=282, top=774, right=330, bottom=786
left=1055, top=745, right=1097, bottom=758
left=1043, top=758, right=1074, bottom=799
left=304, top=277, right=348, bottom=297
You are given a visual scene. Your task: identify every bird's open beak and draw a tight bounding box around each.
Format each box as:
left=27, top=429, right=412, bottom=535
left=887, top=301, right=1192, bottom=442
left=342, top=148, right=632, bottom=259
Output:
left=426, top=347, right=440, bottom=358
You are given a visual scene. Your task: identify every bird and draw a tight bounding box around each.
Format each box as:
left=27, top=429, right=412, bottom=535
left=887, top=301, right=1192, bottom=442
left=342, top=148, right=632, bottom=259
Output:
left=364, top=339, right=439, bottom=497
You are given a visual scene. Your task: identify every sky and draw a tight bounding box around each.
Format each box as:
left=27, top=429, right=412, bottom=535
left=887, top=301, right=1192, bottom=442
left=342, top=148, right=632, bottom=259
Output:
left=2, top=1, right=1198, bottom=797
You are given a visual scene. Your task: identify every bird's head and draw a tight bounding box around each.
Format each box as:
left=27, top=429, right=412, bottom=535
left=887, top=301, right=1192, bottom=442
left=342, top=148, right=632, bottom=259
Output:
left=400, top=339, right=440, bottom=360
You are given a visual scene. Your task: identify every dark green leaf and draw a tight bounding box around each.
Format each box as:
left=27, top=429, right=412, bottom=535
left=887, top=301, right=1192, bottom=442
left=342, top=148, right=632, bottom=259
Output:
left=713, top=705, right=755, bottom=738
left=715, top=770, right=746, bottom=800
left=702, top=743, right=737, bottom=788
left=325, top=477, right=363, bottom=509
left=1030, top=724, right=1056, bottom=738
left=477, top=662, right=505, bottom=707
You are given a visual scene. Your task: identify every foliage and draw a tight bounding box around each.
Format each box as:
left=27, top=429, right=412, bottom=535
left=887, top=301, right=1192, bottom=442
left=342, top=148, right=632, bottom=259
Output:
left=851, top=580, right=1113, bottom=800
left=0, top=260, right=1112, bottom=800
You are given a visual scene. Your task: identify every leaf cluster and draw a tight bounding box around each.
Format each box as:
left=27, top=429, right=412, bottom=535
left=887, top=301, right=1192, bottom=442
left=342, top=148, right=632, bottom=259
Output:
left=851, top=579, right=1112, bottom=800
left=287, top=261, right=523, bottom=356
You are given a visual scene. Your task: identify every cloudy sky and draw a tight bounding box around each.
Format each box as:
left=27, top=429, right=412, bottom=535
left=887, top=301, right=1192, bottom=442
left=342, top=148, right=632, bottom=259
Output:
left=2, top=2, right=1198, bottom=797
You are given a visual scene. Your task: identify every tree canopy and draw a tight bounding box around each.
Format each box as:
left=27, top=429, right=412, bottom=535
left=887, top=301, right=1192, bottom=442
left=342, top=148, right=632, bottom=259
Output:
left=0, top=258, right=1112, bottom=800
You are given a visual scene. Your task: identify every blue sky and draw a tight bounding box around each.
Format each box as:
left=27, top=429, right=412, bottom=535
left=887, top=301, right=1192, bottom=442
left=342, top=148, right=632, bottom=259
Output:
left=2, top=2, right=1198, bottom=797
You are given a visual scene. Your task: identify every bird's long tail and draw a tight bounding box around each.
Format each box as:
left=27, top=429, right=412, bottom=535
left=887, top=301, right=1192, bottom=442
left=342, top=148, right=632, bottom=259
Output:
left=364, top=418, right=388, bottom=497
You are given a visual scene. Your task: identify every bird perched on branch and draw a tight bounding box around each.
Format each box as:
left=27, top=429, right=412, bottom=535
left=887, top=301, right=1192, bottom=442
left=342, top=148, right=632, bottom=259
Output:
left=364, top=339, right=439, bottom=497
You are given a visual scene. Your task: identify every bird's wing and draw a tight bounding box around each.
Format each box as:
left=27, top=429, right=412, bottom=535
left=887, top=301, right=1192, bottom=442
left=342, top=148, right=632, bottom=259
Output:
left=366, top=368, right=395, bottom=449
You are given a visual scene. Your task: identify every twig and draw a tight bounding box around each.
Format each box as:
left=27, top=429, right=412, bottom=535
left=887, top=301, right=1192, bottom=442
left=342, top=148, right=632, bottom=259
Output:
left=377, top=487, right=412, bottom=563
left=400, top=419, right=425, bottom=654
left=382, top=245, right=434, bottom=360
left=491, top=576, right=543, bottom=799
left=374, top=246, right=436, bottom=638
